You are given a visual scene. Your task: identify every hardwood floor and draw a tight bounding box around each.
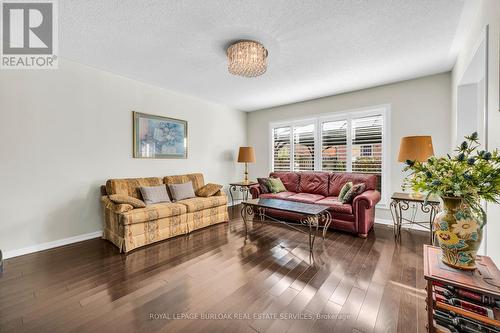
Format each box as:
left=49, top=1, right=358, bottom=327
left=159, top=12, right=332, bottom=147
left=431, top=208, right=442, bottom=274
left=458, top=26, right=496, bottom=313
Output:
left=0, top=205, right=429, bottom=333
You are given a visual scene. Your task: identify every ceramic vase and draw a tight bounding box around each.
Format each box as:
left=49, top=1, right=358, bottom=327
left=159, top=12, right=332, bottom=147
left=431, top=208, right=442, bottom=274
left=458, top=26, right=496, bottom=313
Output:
left=433, top=197, right=482, bottom=270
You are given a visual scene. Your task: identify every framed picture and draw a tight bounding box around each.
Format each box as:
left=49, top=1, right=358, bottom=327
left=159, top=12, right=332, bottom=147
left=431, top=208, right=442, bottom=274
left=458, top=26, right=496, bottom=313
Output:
left=133, top=111, right=188, bottom=159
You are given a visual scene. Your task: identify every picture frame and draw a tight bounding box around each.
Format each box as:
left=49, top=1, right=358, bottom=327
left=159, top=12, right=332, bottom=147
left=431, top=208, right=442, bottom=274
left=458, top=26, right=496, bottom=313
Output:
left=133, top=111, right=188, bottom=159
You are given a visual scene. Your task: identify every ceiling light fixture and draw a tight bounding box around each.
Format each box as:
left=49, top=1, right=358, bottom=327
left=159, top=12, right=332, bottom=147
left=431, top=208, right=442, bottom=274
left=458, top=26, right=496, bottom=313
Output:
left=227, top=40, right=268, bottom=77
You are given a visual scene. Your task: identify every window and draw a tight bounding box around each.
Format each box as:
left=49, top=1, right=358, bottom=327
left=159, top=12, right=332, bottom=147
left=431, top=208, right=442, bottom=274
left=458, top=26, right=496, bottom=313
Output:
left=272, top=126, right=291, bottom=171
left=321, top=120, right=347, bottom=172
left=351, top=115, right=383, bottom=193
left=293, top=123, right=315, bottom=171
left=270, top=106, right=389, bottom=205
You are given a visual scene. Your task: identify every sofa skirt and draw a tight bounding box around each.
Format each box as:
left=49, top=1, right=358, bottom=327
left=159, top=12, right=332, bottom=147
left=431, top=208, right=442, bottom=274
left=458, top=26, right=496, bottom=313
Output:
left=103, top=206, right=229, bottom=253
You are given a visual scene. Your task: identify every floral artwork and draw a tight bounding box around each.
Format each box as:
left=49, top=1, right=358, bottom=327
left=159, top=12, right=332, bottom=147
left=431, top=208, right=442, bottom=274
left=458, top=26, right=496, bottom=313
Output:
left=133, top=112, right=187, bottom=159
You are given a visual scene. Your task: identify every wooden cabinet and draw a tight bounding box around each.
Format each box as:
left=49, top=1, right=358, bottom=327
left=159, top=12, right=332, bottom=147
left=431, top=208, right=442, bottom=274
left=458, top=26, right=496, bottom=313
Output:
left=423, top=245, right=500, bottom=332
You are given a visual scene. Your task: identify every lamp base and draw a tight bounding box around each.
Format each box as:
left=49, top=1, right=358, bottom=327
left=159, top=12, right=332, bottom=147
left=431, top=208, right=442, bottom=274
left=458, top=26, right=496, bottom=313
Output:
left=243, top=163, right=249, bottom=183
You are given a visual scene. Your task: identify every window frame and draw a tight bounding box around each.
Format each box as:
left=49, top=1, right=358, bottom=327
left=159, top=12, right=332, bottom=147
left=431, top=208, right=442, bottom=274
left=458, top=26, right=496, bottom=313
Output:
left=269, top=104, right=391, bottom=208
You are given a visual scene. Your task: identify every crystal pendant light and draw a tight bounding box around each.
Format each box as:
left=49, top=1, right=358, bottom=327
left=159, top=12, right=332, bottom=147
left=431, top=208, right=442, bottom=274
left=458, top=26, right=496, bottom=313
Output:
left=227, top=40, right=268, bottom=77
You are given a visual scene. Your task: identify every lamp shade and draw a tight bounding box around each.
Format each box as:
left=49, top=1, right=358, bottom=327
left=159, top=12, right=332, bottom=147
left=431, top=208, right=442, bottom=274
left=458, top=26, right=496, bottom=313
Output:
left=398, top=136, right=434, bottom=162
left=237, top=147, right=256, bottom=163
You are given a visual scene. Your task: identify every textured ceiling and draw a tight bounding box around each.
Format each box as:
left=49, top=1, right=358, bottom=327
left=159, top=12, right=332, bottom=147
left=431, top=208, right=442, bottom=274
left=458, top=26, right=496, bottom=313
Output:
left=60, top=0, right=466, bottom=111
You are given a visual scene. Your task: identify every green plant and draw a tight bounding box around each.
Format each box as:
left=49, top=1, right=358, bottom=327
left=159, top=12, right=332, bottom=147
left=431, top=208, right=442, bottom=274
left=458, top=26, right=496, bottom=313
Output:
left=403, top=132, right=500, bottom=226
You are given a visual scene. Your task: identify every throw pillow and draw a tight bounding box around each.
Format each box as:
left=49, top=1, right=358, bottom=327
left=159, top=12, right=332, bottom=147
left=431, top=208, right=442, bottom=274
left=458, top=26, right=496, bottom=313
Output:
left=168, top=181, right=196, bottom=201
left=338, top=182, right=353, bottom=202
left=257, top=177, right=271, bottom=193
left=341, top=183, right=366, bottom=203
left=267, top=178, right=287, bottom=193
left=140, top=185, right=170, bottom=205
left=109, top=194, right=146, bottom=208
left=196, top=183, right=223, bottom=197
left=113, top=204, right=134, bottom=214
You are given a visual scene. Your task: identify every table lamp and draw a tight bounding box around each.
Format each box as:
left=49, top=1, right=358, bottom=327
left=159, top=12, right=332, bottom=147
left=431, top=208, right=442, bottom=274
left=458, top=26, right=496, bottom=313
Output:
left=398, top=136, right=434, bottom=198
left=237, top=147, right=255, bottom=184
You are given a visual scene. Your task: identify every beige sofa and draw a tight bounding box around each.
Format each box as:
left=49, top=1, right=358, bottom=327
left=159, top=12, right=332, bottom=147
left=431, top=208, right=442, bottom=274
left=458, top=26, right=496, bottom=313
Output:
left=101, top=173, right=228, bottom=253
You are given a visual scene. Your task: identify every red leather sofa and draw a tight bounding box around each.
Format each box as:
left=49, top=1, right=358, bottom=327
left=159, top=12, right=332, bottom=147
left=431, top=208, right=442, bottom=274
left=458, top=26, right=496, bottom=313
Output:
left=249, top=171, right=381, bottom=237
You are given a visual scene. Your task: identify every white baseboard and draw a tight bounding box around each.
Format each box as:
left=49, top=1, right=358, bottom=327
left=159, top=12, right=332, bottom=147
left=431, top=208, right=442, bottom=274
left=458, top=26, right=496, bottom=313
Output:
left=3, top=230, right=103, bottom=259
left=375, top=218, right=394, bottom=226
left=375, top=217, right=428, bottom=232
left=228, top=200, right=244, bottom=207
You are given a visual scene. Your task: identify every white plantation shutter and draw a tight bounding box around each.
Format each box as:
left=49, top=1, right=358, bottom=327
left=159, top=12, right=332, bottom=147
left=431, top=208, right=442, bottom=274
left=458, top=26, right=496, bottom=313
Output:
left=321, top=120, right=348, bottom=172
left=270, top=108, right=387, bottom=203
left=272, top=126, right=291, bottom=171
left=293, top=123, right=315, bottom=171
left=351, top=115, right=383, bottom=191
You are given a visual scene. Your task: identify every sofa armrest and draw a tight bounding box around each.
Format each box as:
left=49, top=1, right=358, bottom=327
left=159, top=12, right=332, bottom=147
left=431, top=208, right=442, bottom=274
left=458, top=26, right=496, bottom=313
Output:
left=353, top=190, right=381, bottom=209
left=352, top=190, right=381, bottom=237
left=249, top=184, right=261, bottom=199
left=101, top=196, right=134, bottom=214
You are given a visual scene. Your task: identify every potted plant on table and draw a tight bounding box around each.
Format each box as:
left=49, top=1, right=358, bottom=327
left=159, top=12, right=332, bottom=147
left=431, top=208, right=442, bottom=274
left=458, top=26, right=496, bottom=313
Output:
left=403, top=133, right=500, bottom=270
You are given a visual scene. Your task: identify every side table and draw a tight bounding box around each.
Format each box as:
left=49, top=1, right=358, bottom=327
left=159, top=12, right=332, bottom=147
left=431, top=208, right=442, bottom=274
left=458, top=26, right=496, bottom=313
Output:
left=423, top=245, right=500, bottom=333
left=390, top=192, right=441, bottom=244
left=228, top=181, right=258, bottom=207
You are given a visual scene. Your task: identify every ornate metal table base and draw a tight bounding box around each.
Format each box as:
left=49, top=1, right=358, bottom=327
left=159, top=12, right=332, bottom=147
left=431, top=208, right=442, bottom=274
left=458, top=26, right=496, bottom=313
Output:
left=389, top=193, right=440, bottom=245
left=228, top=182, right=258, bottom=207
left=240, top=203, right=332, bottom=253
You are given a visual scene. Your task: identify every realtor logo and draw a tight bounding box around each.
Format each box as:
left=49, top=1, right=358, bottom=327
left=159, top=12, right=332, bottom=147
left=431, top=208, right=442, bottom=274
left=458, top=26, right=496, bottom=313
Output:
left=1, top=0, right=58, bottom=69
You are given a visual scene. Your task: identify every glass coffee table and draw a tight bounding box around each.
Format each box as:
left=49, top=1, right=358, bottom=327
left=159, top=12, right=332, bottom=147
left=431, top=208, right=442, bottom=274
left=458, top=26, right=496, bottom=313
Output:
left=240, top=198, right=332, bottom=252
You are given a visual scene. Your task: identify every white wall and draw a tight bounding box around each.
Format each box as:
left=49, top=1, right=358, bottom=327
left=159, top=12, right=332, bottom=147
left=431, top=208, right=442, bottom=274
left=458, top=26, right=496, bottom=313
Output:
left=0, top=59, right=246, bottom=255
left=451, top=0, right=500, bottom=262
left=457, top=84, right=479, bottom=143
left=247, top=73, right=452, bottom=221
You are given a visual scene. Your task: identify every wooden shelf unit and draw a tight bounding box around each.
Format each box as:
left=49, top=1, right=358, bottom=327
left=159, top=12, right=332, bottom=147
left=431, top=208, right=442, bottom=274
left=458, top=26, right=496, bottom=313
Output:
left=423, top=245, right=500, bottom=332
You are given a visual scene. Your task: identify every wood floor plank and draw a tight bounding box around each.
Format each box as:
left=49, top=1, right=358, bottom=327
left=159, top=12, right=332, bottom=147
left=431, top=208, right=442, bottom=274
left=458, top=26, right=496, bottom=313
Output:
left=62, top=218, right=296, bottom=328
left=159, top=225, right=312, bottom=333
left=22, top=221, right=289, bottom=332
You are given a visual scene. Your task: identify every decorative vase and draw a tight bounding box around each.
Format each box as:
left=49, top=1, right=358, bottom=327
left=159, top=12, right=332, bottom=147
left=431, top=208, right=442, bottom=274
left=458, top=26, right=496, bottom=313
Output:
left=433, top=197, right=482, bottom=270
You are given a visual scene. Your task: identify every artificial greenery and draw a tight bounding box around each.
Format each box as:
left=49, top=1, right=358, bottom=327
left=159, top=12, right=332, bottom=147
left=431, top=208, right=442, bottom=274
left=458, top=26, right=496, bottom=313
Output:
left=402, top=132, right=500, bottom=227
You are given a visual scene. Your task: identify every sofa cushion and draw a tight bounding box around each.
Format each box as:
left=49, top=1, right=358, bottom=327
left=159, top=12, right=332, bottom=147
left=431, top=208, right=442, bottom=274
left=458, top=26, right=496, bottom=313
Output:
left=109, top=194, right=146, bottom=208
left=114, top=204, right=134, bottom=214
left=341, top=183, right=366, bottom=203
left=299, top=172, right=330, bottom=196
left=139, top=185, right=170, bottom=205
left=106, top=177, right=163, bottom=200
left=101, top=196, right=135, bottom=213
left=259, top=191, right=296, bottom=199
left=120, top=202, right=187, bottom=225
left=269, top=172, right=300, bottom=192
left=195, top=183, right=223, bottom=197
left=338, top=182, right=353, bottom=202
left=316, top=196, right=353, bottom=214
left=257, top=177, right=271, bottom=194
left=286, top=193, right=325, bottom=204
left=168, top=182, right=196, bottom=201
left=164, top=173, right=205, bottom=192
left=267, top=178, right=287, bottom=193
left=329, top=173, right=377, bottom=196
left=177, top=195, right=228, bottom=213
